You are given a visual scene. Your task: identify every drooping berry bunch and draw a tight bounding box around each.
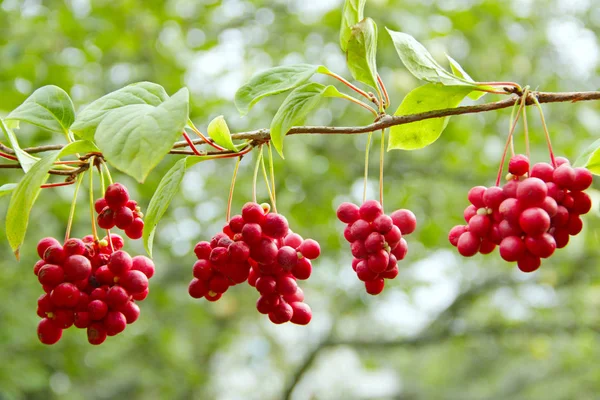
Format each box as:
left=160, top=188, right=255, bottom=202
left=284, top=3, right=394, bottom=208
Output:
left=449, top=155, right=593, bottom=272
left=35, top=233, right=155, bottom=345
left=95, top=183, right=144, bottom=239
left=188, top=202, right=319, bottom=325
left=336, top=200, right=417, bottom=295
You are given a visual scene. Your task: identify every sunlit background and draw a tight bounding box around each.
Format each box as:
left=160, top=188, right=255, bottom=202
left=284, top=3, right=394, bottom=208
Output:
left=1, top=0, right=600, bottom=399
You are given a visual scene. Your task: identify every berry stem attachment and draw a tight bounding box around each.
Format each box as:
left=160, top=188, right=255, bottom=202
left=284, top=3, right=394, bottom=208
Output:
left=226, top=157, right=241, bottom=222
left=182, top=131, right=206, bottom=156
left=379, top=129, right=385, bottom=208
left=88, top=157, right=99, bottom=241
left=338, top=93, right=378, bottom=117
left=531, top=95, right=557, bottom=168
left=495, top=95, right=527, bottom=186
left=267, top=142, right=276, bottom=205
left=507, top=99, right=520, bottom=157
left=40, top=181, right=75, bottom=189
left=521, top=88, right=531, bottom=166
left=64, top=173, right=84, bottom=242
left=260, top=147, right=277, bottom=213
left=363, top=132, right=373, bottom=203
left=475, top=81, right=522, bottom=93
left=377, top=74, right=390, bottom=110
left=0, top=151, right=18, bottom=161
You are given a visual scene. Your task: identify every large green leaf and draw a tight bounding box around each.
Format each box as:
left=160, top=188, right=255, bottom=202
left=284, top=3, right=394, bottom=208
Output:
left=446, top=55, right=496, bottom=100
left=346, top=17, right=379, bottom=92
left=386, top=29, right=473, bottom=87
left=574, top=138, right=600, bottom=174
left=0, top=118, right=39, bottom=173
left=340, top=0, right=366, bottom=52
left=95, top=88, right=189, bottom=183
left=0, top=184, right=17, bottom=198
left=270, top=83, right=344, bottom=157
left=5, top=85, right=75, bottom=134
left=143, top=156, right=208, bottom=256
left=234, top=64, right=325, bottom=116
left=71, top=81, right=169, bottom=140
left=5, top=140, right=99, bottom=258
left=207, top=116, right=237, bottom=152
left=388, top=84, right=473, bottom=150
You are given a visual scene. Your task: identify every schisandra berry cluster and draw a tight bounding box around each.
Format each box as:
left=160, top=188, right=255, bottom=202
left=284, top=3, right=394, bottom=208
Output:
left=188, top=202, right=319, bottom=325
left=337, top=200, right=417, bottom=295
left=35, top=234, right=155, bottom=345
left=95, top=183, right=144, bottom=239
left=449, top=155, right=593, bottom=272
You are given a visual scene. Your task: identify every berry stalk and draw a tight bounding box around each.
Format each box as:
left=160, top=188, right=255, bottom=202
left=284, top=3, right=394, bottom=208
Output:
left=260, top=147, right=277, bottom=213
left=88, top=158, right=99, bottom=241
left=187, top=119, right=227, bottom=152
left=64, top=173, right=85, bottom=242
left=226, top=157, right=241, bottom=222
left=495, top=95, right=527, bottom=186
left=532, top=95, right=557, bottom=168
left=267, top=143, right=276, bottom=205
left=377, top=74, right=390, bottom=110
left=252, top=146, right=262, bottom=203
left=182, top=131, right=206, bottom=156
left=521, top=89, right=531, bottom=168
left=379, top=129, right=385, bottom=208
left=363, top=132, right=373, bottom=203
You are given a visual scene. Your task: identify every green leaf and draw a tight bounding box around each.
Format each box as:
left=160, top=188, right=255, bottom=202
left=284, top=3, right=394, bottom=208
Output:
left=143, top=156, right=208, bottom=256
left=5, top=140, right=99, bottom=258
left=0, top=118, right=39, bottom=173
left=346, top=18, right=379, bottom=91
left=340, top=0, right=366, bottom=52
left=388, top=84, right=473, bottom=151
left=446, top=55, right=491, bottom=100
left=574, top=138, right=600, bottom=174
left=386, top=29, right=473, bottom=87
left=0, top=184, right=17, bottom=198
left=71, top=81, right=169, bottom=140
left=207, top=116, right=237, bottom=152
left=5, top=85, right=75, bottom=134
left=234, top=64, right=325, bottom=116
left=270, top=83, right=344, bottom=157
left=95, top=88, right=189, bottom=183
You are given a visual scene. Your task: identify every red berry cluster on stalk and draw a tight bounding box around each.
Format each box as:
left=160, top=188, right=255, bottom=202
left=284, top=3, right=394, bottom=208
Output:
left=449, top=155, right=593, bottom=272
left=189, top=202, right=319, bottom=325
left=95, top=183, right=144, bottom=239
left=34, top=234, right=155, bottom=345
left=337, top=200, right=417, bottom=295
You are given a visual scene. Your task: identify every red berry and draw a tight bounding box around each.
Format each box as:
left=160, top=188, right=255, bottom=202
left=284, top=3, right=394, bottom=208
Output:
left=508, top=154, right=529, bottom=176
left=292, top=257, right=312, bottom=280
left=108, top=250, right=133, bottom=276
left=188, top=278, right=208, bottom=298
left=88, top=299, right=109, bottom=321
left=114, top=206, right=134, bottom=229
left=298, top=239, right=320, bottom=259
left=277, top=275, right=298, bottom=295
left=483, top=187, right=505, bottom=209
left=194, top=241, right=212, bottom=259
left=517, top=252, right=541, bottom=273
left=283, top=232, right=303, bottom=249
left=356, top=261, right=378, bottom=282
left=463, top=205, right=477, bottom=223
left=553, top=164, right=575, bottom=189
left=391, top=239, right=408, bottom=260
left=525, top=233, right=556, bottom=258
left=359, top=200, right=383, bottom=222
left=63, top=255, right=92, bottom=282
left=242, top=223, right=262, bottom=245
left=97, top=207, right=116, bottom=229
left=502, top=180, right=520, bottom=198
left=50, top=282, right=80, bottom=308
left=468, top=186, right=487, bottom=208
left=516, top=177, right=548, bottom=207
left=350, top=240, right=367, bottom=259
left=125, top=218, right=144, bottom=239
left=269, top=301, right=293, bottom=324
left=571, top=191, right=592, bottom=215
left=256, top=276, right=277, bottom=295
left=242, top=202, right=265, bottom=223
left=105, top=183, right=130, bottom=209
left=106, top=286, right=130, bottom=309
left=87, top=323, right=107, bottom=345
left=284, top=287, right=305, bottom=303
left=457, top=232, right=480, bottom=257
left=277, top=246, right=298, bottom=270
left=94, top=198, right=108, bottom=213
left=250, top=238, right=278, bottom=264
left=94, top=265, right=115, bottom=286
left=530, top=162, right=554, bottom=182
left=541, top=196, right=558, bottom=217
left=256, top=293, right=280, bottom=314
left=120, top=301, right=140, bottom=324
left=63, top=238, right=86, bottom=256
left=384, top=225, right=402, bottom=248
left=479, top=239, right=496, bottom=254
left=290, top=302, right=312, bottom=325
left=365, top=278, right=385, bottom=295
left=390, top=209, right=417, bottom=235
left=120, top=270, right=149, bottom=295
left=37, top=237, right=61, bottom=259
left=367, top=250, right=389, bottom=273
left=499, top=198, right=522, bottom=225
left=568, top=214, right=583, bottom=235
left=364, top=232, right=385, bottom=253
left=228, top=215, right=245, bottom=233
left=33, top=260, right=46, bottom=276
left=131, top=256, right=155, bottom=279
left=350, top=219, right=372, bottom=240
left=553, top=228, right=570, bottom=248
left=372, top=214, right=393, bottom=234
left=104, top=311, right=127, bottom=336
left=208, top=275, right=229, bottom=294
left=381, top=264, right=399, bottom=279
left=44, top=245, right=66, bottom=265
left=38, top=264, right=65, bottom=287
left=468, top=214, right=491, bottom=237
left=337, top=202, right=360, bottom=224
left=228, top=241, right=250, bottom=263
left=519, top=207, right=551, bottom=236
left=572, top=167, right=593, bottom=191
left=262, top=213, right=289, bottom=239
left=37, top=318, right=63, bottom=345
left=448, top=225, right=467, bottom=247
left=74, top=312, right=92, bottom=329
left=343, top=225, right=355, bottom=242
left=499, top=236, right=526, bottom=262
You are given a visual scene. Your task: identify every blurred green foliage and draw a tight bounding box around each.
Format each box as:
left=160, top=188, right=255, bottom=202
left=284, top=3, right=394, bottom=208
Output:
left=1, top=0, right=600, bottom=399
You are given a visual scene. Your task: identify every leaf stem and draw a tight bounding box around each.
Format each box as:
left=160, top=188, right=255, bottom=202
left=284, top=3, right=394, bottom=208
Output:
left=363, top=132, right=373, bottom=203
left=475, top=81, right=522, bottom=92
left=226, top=157, right=241, bottom=222
left=495, top=95, right=527, bottom=186
left=0, top=151, right=18, bottom=161
left=377, top=74, right=390, bottom=110
left=324, top=70, right=378, bottom=105
left=182, top=131, right=207, bottom=156
left=187, top=119, right=227, bottom=151
left=531, top=95, right=557, bottom=167
left=338, top=93, right=379, bottom=116
left=64, top=173, right=84, bottom=241
left=521, top=88, right=531, bottom=167
left=41, top=181, right=75, bottom=189
left=101, top=160, right=114, bottom=185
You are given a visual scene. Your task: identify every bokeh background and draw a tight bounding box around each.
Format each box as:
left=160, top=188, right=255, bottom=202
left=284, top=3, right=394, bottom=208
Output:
left=2, top=0, right=600, bottom=399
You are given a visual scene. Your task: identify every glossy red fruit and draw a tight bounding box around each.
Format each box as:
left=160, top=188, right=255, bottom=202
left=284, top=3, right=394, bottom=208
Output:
left=105, top=183, right=130, bottom=209
left=298, top=239, right=320, bottom=260
left=114, top=206, right=134, bottom=229
left=499, top=236, right=526, bottom=262
left=106, top=286, right=130, bottom=309
left=516, top=178, right=548, bottom=207
left=104, top=311, right=127, bottom=336
left=525, top=233, right=556, bottom=258
left=194, top=241, right=212, bottom=260
left=290, top=302, right=312, bottom=325
left=241, top=202, right=265, bottom=223
left=38, top=318, right=63, bottom=345
left=120, top=270, right=149, bottom=294
left=97, top=208, right=116, bottom=229
left=63, top=238, right=86, bottom=256
left=572, top=167, right=593, bottom=191
left=530, top=162, right=554, bottom=182
left=457, top=232, right=480, bottom=257
left=63, top=255, right=92, bottom=282
left=468, top=214, right=491, bottom=237
left=365, top=278, right=385, bottom=295
left=256, top=293, right=280, bottom=314
left=292, top=257, right=312, bottom=280
left=188, top=278, right=208, bottom=298
left=88, top=299, right=109, bottom=321
left=38, top=264, right=65, bottom=287
left=508, top=154, right=529, bottom=176
left=277, top=246, right=298, bottom=270
left=125, top=218, right=144, bottom=239
left=74, top=311, right=92, bottom=329
left=87, top=323, right=107, bottom=345
left=483, top=187, right=505, bottom=209
left=44, top=245, right=66, bottom=265
left=390, top=209, right=417, bottom=235
left=517, top=252, right=541, bottom=273
left=519, top=207, right=551, bottom=236
left=262, top=213, right=289, bottom=239
left=337, top=202, right=360, bottom=224
left=448, top=225, right=468, bottom=247
left=131, top=256, right=155, bottom=279
left=37, top=237, right=61, bottom=259
left=269, top=301, right=293, bottom=324
left=108, top=250, right=133, bottom=276
left=50, top=283, right=80, bottom=308
left=120, top=301, right=141, bottom=324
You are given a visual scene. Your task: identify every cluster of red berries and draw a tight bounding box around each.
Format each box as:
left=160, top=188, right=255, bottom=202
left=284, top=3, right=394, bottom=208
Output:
left=337, top=200, right=417, bottom=295
left=188, top=202, right=319, bottom=325
left=34, top=234, right=155, bottom=345
left=95, top=183, right=144, bottom=239
left=450, top=155, right=593, bottom=272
